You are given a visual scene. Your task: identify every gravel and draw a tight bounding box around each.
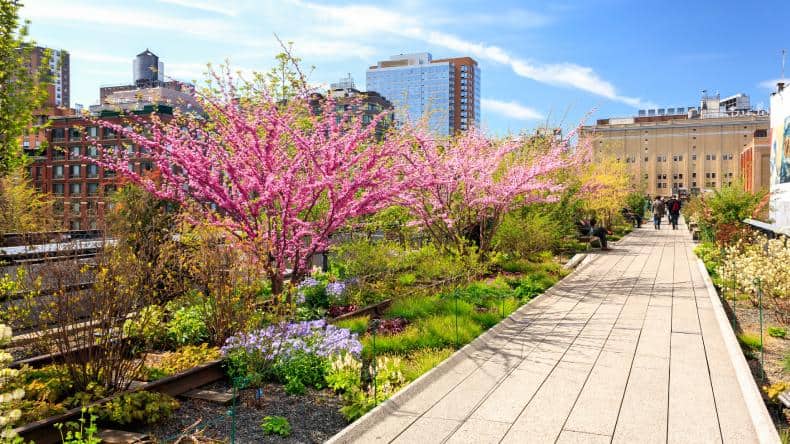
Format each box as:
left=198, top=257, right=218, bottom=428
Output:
left=144, top=380, right=348, bottom=443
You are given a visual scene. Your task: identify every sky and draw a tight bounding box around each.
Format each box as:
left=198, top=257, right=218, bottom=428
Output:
left=18, top=0, right=790, bottom=135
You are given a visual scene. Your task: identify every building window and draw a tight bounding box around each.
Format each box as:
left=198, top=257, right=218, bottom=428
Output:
left=87, top=182, right=99, bottom=196
left=104, top=128, right=116, bottom=139
left=52, top=146, right=66, bottom=160
left=69, top=164, right=80, bottom=178
left=87, top=164, right=99, bottom=178
left=69, top=183, right=81, bottom=196
left=104, top=184, right=117, bottom=195
left=691, top=154, right=697, bottom=161
left=692, top=181, right=697, bottom=187
left=656, top=154, right=667, bottom=162
left=69, top=220, right=81, bottom=230
left=53, top=165, right=64, bottom=179
left=755, top=129, right=767, bottom=137
left=87, top=127, right=98, bottom=138
left=53, top=183, right=64, bottom=195
left=70, top=201, right=81, bottom=215
left=705, top=154, right=717, bottom=161
left=52, top=128, right=66, bottom=141
left=87, top=146, right=98, bottom=158
left=722, top=153, right=733, bottom=160
left=69, top=146, right=81, bottom=158
left=68, top=128, right=81, bottom=141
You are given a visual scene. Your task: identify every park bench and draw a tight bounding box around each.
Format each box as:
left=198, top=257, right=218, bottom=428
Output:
left=577, top=235, right=602, bottom=250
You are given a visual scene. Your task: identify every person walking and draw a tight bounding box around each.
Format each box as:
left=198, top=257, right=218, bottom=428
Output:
left=653, top=196, right=666, bottom=230
left=667, top=195, right=682, bottom=230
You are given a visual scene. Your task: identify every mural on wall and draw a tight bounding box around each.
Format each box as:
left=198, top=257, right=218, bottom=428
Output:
left=783, top=116, right=790, bottom=183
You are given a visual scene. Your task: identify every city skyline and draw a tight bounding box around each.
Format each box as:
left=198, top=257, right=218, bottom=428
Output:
left=19, top=0, right=790, bottom=135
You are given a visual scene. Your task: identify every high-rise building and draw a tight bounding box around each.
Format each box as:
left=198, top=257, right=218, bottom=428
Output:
left=27, top=46, right=70, bottom=108
left=366, top=53, right=480, bottom=136
left=309, top=75, right=395, bottom=140
left=582, top=92, right=769, bottom=197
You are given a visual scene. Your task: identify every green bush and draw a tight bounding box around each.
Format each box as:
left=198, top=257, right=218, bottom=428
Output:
left=166, top=304, right=209, bottom=346
left=261, top=416, right=292, bottom=437
left=694, top=242, right=723, bottom=277
left=273, top=351, right=327, bottom=395
left=98, top=391, right=179, bottom=425
left=768, top=326, right=787, bottom=339
left=122, top=305, right=167, bottom=348
left=56, top=408, right=100, bottom=444
left=324, top=354, right=405, bottom=421
left=493, top=210, right=564, bottom=257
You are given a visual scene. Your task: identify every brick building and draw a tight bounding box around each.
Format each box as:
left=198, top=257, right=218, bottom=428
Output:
left=29, top=106, right=173, bottom=230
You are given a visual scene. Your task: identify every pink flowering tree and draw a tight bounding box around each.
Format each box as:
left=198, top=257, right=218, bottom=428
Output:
left=88, top=69, right=422, bottom=296
left=403, top=128, right=590, bottom=256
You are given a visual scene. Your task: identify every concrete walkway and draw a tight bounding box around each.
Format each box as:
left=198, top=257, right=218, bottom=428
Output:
left=329, top=222, right=776, bottom=444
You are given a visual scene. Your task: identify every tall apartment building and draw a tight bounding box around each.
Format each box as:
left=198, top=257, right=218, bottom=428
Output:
left=26, top=46, right=70, bottom=108
left=309, top=75, right=395, bottom=139
left=366, top=53, right=480, bottom=136
left=581, top=92, right=769, bottom=197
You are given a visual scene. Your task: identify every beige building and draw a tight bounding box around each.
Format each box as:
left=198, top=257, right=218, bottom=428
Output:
left=582, top=93, right=769, bottom=197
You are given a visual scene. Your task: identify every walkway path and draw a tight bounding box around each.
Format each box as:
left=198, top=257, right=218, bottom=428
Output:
left=329, top=222, right=775, bottom=443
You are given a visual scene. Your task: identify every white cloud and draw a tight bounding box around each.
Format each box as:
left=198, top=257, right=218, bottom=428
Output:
left=482, top=98, right=543, bottom=120
left=292, top=0, right=651, bottom=108
left=22, top=0, right=237, bottom=42
left=759, top=78, right=787, bottom=90
left=156, top=0, right=240, bottom=17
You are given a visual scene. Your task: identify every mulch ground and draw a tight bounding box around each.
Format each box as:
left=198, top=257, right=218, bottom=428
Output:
left=144, top=380, right=348, bottom=443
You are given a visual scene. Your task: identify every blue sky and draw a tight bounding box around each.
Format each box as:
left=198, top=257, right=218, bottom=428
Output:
left=19, top=0, right=790, bottom=135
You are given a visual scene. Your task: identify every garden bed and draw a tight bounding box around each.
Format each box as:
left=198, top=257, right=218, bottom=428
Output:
left=722, top=296, right=790, bottom=430
left=144, top=381, right=347, bottom=443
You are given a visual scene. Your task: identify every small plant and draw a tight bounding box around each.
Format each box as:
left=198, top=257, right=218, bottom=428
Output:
left=261, top=415, right=292, bottom=437
left=98, top=391, right=179, bottom=425
left=1, top=324, right=25, bottom=440
left=334, top=316, right=369, bottom=335
left=275, top=352, right=326, bottom=394
left=146, top=344, right=221, bottom=380
left=783, top=353, right=790, bottom=374
left=736, top=332, right=763, bottom=351
left=768, top=326, right=787, bottom=339
left=763, top=381, right=790, bottom=404
left=56, top=408, right=100, bottom=444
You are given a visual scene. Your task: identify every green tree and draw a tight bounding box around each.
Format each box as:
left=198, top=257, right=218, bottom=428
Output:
left=0, top=167, right=53, bottom=235
left=0, top=0, right=50, bottom=175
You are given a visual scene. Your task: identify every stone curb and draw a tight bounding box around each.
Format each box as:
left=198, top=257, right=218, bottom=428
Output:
left=694, top=257, right=781, bottom=444
left=326, top=252, right=600, bottom=444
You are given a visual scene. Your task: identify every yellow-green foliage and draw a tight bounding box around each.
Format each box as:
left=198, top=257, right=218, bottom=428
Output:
left=1, top=324, right=25, bottom=436
left=98, top=391, right=179, bottom=425
left=149, top=344, right=220, bottom=379
left=763, top=381, right=789, bottom=404
left=401, top=348, right=454, bottom=382
left=334, top=316, right=369, bottom=335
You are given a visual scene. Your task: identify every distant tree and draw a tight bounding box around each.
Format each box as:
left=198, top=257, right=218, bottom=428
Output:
left=0, top=0, right=50, bottom=175
left=402, top=129, right=588, bottom=256
left=580, top=154, right=632, bottom=227
left=0, top=167, right=53, bottom=235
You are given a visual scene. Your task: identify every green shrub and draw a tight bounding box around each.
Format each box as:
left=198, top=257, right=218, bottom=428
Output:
left=122, top=305, right=167, bottom=348
left=261, top=416, right=292, bottom=437
left=768, top=326, right=787, bottom=339
left=737, top=332, right=762, bottom=351
left=493, top=210, right=564, bottom=257
left=334, top=316, right=370, bottom=335
left=694, top=242, right=723, bottom=277
left=274, top=351, right=327, bottom=394
left=166, top=304, right=209, bottom=346
left=98, top=391, right=179, bottom=425
left=401, top=348, right=454, bottom=382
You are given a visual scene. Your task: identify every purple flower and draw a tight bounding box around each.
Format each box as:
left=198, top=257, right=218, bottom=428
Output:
left=326, top=282, right=346, bottom=299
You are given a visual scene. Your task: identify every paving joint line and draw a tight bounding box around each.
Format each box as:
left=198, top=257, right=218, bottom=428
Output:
left=553, top=231, right=655, bottom=443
